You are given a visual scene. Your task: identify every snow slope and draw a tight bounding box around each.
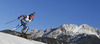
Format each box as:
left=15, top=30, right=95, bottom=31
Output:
left=0, top=32, right=45, bottom=44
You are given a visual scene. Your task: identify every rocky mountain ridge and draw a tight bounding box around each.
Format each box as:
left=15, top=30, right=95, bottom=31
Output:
left=28, top=24, right=100, bottom=39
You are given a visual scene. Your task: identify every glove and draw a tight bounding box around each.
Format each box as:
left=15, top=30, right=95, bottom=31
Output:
left=18, top=17, right=20, bottom=19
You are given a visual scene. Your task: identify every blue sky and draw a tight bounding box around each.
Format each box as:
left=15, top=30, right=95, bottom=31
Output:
left=0, top=0, right=100, bottom=32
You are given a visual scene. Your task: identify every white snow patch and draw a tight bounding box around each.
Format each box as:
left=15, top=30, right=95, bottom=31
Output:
left=0, top=32, right=45, bottom=44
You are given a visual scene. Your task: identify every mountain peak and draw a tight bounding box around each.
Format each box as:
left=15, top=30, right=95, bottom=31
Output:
left=45, top=24, right=100, bottom=38
left=79, top=24, right=93, bottom=29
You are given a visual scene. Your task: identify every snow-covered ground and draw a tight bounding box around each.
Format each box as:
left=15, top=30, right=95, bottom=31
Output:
left=0, top=32, right=45, bottom=44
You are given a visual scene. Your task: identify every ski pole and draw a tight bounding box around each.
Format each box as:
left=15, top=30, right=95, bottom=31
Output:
left=5, top=19, right=18, bottom=24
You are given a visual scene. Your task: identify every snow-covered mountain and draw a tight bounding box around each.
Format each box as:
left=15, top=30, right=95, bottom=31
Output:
left=44, top=24, right=100, bottom=38
left=0, top=32, right=45, bottom=44
left=28, top=24, right=100, bottom=39
left=27, top=24, right=100, bottom=44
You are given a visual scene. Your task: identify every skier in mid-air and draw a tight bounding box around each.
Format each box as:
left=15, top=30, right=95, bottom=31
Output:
left=11, top=12, right=35, bottom=34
